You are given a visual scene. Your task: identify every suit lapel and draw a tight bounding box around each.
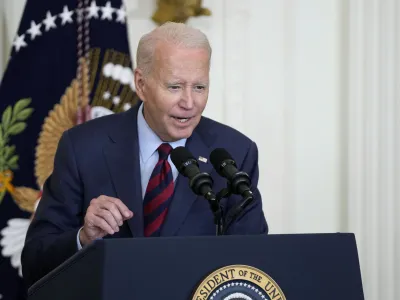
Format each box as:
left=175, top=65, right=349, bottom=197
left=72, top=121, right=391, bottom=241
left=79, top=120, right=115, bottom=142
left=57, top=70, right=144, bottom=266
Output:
left=103, top=104, right=144, bottom=237
left=161, top=122, right=216, bottom=236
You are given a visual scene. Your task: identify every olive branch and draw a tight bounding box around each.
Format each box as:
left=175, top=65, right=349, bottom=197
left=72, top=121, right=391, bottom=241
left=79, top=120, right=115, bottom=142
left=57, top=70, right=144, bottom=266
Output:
left=0, top=98, right=34, bottom=172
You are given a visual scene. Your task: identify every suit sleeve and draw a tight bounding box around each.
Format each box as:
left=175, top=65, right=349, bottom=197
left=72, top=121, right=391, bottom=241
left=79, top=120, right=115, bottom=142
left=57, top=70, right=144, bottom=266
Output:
left=21, top=130, right=84, bottom=288
left=225, top=141, right=268, bottom=235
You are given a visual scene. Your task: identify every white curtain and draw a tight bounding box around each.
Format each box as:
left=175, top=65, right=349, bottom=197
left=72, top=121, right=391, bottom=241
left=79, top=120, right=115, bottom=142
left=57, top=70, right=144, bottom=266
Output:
left=0, top=0, right=7, bottom=77
left=0, top=0, right=26, bottom=79
left=345, top=0, right=400, bottom=298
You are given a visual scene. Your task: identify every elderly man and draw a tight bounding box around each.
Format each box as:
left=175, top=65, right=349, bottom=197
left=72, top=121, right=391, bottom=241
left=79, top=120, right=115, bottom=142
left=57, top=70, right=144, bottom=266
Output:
left=21, top=22, right=268, bottom=287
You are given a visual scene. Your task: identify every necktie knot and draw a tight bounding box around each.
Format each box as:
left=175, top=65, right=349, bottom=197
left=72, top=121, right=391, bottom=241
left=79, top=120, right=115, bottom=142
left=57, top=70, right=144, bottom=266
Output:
left=158, top=143, right=172, bottom=161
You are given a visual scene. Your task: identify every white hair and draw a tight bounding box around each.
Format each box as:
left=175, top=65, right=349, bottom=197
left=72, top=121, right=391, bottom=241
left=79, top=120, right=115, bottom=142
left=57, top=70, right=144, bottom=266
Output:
left=136, top=22, right=212, bottom=76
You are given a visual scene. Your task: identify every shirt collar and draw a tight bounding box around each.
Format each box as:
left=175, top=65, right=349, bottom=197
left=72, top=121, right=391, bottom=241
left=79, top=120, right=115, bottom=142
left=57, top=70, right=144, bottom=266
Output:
left=137, top=102, right=187, bottom=164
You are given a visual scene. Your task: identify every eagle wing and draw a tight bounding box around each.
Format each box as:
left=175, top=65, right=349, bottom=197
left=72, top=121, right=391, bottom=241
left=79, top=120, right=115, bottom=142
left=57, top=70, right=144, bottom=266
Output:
left=35, top=62, right=90, bottom=188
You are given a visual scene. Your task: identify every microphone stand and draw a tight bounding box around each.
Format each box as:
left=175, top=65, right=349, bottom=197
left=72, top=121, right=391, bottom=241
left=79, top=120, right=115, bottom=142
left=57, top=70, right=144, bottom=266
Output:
left=201, top=190, right=224, bottom=236
left=214, top=187, right=231, bottom=236
left=202, top=183, right=254, bottom=236
left=221, top=191, right=253, bottom=235
left=213, top=183, right=254, bottom=235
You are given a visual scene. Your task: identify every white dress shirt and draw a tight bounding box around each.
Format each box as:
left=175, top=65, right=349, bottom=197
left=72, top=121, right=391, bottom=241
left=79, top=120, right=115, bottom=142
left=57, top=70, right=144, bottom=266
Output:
left=137, top=102, right=187, bottom=198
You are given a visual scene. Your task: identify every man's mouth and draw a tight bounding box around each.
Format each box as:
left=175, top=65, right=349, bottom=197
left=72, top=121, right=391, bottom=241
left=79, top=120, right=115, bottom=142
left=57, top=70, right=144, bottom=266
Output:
left=172, top=116, right=192, bottom=123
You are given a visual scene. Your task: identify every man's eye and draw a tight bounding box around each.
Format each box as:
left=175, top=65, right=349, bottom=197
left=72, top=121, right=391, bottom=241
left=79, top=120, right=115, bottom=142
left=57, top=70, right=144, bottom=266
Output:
left=168, top=85, right=181, bottom=90
left=195, top=85, right=206, bottom=91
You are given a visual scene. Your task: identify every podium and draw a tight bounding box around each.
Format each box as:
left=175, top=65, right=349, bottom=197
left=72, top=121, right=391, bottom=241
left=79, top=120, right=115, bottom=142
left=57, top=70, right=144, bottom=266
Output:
left=27, top=233, right=364, bottom=300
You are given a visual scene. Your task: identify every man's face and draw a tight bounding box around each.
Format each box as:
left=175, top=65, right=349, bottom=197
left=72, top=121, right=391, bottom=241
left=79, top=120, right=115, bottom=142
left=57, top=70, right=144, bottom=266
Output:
left=135, top=42, right=210, bottom=142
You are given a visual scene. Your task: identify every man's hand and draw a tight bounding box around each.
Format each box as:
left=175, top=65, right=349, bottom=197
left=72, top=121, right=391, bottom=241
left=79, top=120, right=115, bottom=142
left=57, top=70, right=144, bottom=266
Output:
left=79, top=195, right=133, bottom=246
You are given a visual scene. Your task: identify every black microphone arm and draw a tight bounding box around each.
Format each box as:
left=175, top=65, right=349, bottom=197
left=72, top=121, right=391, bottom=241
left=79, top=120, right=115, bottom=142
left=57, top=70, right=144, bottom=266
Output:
left=170, top=147, right=223, bottom=235
left=209, top=148, right=255, bottom=234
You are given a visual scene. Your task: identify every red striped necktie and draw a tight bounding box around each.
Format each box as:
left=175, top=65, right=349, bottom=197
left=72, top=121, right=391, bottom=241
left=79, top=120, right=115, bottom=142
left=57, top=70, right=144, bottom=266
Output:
left=143, top=143, right=174, bottom=237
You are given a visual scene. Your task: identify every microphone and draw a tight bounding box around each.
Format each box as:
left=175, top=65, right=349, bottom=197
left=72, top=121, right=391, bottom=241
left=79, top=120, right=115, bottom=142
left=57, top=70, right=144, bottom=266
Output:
left=209, top=148, right=253, bottom=202
left=209, top=148, right=255, bottom=234
left=170, top=147, right=217, bottom=206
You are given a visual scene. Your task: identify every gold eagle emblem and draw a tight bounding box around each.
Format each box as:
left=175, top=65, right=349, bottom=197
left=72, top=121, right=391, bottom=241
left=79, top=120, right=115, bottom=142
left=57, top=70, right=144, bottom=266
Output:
left=152, top=0, right=211, bottom=25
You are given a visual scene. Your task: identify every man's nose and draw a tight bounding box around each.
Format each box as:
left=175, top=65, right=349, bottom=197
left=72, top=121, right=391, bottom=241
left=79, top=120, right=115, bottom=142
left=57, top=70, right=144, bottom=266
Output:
left=180, top=87, right=195, bottom=109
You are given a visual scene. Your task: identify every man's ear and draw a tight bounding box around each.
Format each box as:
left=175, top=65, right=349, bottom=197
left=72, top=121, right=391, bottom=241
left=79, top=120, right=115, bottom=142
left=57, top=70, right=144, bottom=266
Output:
left=134, top=68, right=146, bottom=101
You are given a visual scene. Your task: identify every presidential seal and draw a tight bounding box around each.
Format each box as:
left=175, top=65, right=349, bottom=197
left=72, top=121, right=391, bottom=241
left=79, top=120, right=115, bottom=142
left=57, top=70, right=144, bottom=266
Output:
left=193, top=265, right=286, bottom=300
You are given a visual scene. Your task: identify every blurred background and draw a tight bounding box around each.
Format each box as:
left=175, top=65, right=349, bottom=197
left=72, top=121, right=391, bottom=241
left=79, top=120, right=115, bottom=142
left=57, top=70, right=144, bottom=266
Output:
left=0, top=0, right=399, bottom=299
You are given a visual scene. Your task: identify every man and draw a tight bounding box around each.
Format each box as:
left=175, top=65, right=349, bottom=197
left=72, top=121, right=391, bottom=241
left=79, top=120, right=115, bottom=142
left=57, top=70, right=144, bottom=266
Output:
left=21, top=22, right=268, bottom=288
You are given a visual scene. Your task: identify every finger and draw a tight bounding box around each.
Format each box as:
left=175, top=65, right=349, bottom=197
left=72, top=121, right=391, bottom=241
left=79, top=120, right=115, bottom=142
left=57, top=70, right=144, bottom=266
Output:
left=98, top=201, right=124, bottom=226
left=87, top=214, right=115, bottom=235
left=94, top=208, right=119, bottom=232
left=99, top=196, right=133, bottom=219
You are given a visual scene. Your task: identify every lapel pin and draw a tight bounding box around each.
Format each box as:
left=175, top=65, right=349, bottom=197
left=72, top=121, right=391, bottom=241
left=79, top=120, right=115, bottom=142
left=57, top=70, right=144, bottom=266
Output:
left=198, top=156, right=208, bottom=163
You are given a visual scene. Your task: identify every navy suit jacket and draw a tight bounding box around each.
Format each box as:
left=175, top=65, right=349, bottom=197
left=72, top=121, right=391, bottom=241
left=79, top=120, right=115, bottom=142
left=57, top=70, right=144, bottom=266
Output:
left=21, top=102, right=268, bottom=287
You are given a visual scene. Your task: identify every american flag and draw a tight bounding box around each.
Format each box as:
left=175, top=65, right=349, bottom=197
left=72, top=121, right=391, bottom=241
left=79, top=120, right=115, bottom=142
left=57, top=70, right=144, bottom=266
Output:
left=0, top=0, right=138, bottom=298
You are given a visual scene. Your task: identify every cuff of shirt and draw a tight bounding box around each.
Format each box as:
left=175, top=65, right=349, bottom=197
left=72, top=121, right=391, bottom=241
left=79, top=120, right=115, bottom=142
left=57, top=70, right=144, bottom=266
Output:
left=77, top=227, right=84, bottom=250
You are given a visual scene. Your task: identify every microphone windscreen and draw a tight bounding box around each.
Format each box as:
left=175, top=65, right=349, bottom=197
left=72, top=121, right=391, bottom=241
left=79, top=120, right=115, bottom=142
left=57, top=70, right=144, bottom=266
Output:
left=210, top=148, right=234, bottom=175
left=170, top=146, right=195, bottom=170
